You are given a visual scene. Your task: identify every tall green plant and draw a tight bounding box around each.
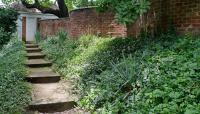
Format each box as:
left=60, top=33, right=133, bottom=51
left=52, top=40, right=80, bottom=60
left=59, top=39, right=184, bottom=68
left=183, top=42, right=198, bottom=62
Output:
left=57, top=30, right=68, bottom=45
left=35, top=31, right=41, bottom=43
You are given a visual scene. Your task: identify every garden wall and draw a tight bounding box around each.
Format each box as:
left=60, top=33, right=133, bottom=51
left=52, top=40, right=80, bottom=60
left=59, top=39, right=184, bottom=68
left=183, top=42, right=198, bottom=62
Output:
left=39, top=8, right=126, bottom=38
left=163, top=0, right=200, bottom=34
left=39, top=18, right=71, bottom=38
left=127, top=0, right=200, bottom=37
left=39, top=0, right=200, bottom=38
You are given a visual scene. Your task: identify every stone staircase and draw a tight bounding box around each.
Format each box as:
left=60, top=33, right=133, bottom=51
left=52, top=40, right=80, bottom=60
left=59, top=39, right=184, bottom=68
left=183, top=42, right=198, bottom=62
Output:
left=25, top=42, right=83, bottom=113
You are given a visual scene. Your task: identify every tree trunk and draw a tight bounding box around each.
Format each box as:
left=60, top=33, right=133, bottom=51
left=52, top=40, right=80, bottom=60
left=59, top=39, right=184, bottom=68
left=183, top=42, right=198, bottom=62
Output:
left=56, top=0, right=69, bottom=17
left=21, top=0, right=69, bottom=18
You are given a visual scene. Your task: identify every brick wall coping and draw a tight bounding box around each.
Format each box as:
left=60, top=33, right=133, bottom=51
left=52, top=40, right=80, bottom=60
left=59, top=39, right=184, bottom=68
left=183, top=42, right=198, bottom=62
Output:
left=69, top=7, right=97, bottom=13
left=39, top=17, right=70, bottom=21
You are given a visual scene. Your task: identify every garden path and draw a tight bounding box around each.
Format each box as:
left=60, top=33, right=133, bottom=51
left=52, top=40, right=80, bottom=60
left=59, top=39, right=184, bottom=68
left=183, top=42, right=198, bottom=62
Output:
left=25, top=42, right=89, bottom=114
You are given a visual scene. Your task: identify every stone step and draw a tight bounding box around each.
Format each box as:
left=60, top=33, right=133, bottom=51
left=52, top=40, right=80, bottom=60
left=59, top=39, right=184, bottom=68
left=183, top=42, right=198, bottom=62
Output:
left=26, top=48, right=42, bottom=53
left=29, top=67, right=54, bottom=73
left=26, top=52, right=45, bottom=59
left=29, top=83, right=77, bottom=113
left=26, top=71, right=60, bottom=83
left=26, top=59, right=52, bottom=67
left=26, top=41, right=36, bottom=44
left=26, top=44, right=39, bottom=48
left=25, top=107, right=90, bottom=114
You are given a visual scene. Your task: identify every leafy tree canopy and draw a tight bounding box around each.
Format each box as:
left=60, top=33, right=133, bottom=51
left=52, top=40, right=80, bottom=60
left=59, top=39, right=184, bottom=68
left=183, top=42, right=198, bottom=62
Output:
left=2, top=0, right=150, bottom=22
left=96, top=0, right=150, bottom=24
left=73, top=0, right=95, bottom=8
left=2, top=0, right=96, bottom=17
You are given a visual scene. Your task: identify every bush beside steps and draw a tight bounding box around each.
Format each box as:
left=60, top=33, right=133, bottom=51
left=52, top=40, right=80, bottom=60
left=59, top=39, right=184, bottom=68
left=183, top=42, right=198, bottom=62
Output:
left=0, top=38, right=31, bottom=114
left=40, top=34, right=200, bottom=114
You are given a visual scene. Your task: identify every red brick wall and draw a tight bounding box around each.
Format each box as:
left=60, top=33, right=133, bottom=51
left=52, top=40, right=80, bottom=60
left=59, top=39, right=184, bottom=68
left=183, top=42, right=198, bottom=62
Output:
left=163, top=0, right=200, bottom=34
left=127, top=0, right=200, bottom=36
left=127, top=0, right=162, bottom=37
left=38, top=8, right=126, bottom=38
left=39, top=18, right=71, bottom=38
left=39, top=1, right=200, bottom=38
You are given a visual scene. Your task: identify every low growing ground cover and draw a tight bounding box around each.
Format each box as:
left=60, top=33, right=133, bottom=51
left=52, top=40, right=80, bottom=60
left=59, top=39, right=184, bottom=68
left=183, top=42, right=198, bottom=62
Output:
left=0, top=38, right=31, bottom=113
left=40, top=33, right=200, bottom=114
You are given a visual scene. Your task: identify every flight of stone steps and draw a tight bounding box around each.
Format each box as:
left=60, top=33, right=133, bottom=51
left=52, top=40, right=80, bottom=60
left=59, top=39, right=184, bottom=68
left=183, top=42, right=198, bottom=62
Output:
left=25, top=42, right=86, bottom=114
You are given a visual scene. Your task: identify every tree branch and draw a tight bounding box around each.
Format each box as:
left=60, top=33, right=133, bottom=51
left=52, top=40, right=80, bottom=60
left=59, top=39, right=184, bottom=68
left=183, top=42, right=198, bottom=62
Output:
left=21, top=0, right=69, bottom=18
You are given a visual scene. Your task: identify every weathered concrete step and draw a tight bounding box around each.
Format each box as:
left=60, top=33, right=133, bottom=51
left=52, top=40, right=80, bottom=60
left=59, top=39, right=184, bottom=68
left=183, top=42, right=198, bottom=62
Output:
left=26, top=48, right=42, bottom=53
left=29, top=83, right=76, bottom=113
left=26, top=41, right=36, bottom=44
left=28, top=101, right=76, bottom=113
left=26, top=52, right=45, bottom=59
left=26, top=107, right=90, bottom=114
left=26, top=71, right=60, bottom=83
left=29, top=67, right=54, bottom=73
left=26, top=44, right=39, bottom=48
left=26, top=59, right=52, bottom=67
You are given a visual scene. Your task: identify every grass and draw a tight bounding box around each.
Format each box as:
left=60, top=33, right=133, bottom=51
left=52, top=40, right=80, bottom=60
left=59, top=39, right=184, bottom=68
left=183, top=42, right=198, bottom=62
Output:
left=0, top=38, right=31, bottom=113
left=40, top=33, right=200, bottom=114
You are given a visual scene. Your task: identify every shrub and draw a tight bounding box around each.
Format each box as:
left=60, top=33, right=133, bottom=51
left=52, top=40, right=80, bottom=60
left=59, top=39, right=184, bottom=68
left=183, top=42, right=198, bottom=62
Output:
left=40, top=33, right=200, bottom=114
left=96, top=0, right=150, bottom=24
left=66, top=36, right=136, bottom=89
left=0, top=38, right=31, bottom=113
left=0, top=28, right=9, bottom=48
left=0, top=8, right=18, bottom=46
left=40, top=35, right=78, bottom=64
left=0, top=8, right=18, bottom=33
left=57, top=30, right=68, bottom=45
left=41, top=35, right=136, bottom=82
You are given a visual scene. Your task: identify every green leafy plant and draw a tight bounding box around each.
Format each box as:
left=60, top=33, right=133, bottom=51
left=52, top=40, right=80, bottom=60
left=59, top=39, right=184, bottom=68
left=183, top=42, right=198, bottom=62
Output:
left=40, top=33, right=200, bottom=114
left=0, top=8, right=18, bottom=33
left=0, top=8, right=18, bottom=46
left=0, top=28, right=10, bottom=48
left=0, top=38, right=31, bottom=113
left=73, top=0, right=96, bottom=8
left=79, top=34, right=200, bottom=113
left=35, top=31, right=42, bottom=43
left=57, top=30, right=68, bottom=45
left=41, top=35, right=136, bottom=83
left=96, top=0, right=150, bottom=24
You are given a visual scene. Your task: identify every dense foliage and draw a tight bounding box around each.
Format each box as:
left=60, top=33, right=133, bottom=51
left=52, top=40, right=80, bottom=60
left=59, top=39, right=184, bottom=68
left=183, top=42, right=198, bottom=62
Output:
left=40, top=33, right=200, bottom=114
left=73, top=0, right=96, bottom=8
left=79, top=34, right=200, bottom=113
left=40, top=35, right=135, bottom=80
left=96, top=0, right=150, bottom=24
left=0, top=8, right=18, bottom=33
left=0, top=8, right=18, bottom=47
left=0, top=28, right=10, bottom=48
left=0, top=38, right=31, bottom=113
